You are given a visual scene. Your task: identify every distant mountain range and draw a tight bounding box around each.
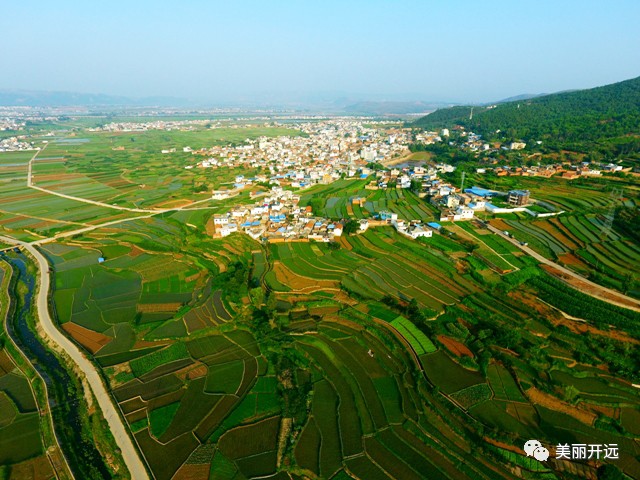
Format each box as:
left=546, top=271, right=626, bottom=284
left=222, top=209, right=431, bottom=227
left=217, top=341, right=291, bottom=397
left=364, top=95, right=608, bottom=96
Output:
left=412, top=76, right=640, bottom=151
left=0, top=90, right=454, bottom=114
left=0, top=90, right=188, bottom=107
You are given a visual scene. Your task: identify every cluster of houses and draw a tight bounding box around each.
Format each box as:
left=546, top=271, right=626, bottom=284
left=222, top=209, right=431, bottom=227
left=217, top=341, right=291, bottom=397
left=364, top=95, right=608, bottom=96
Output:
left=421, top=125, right=632, bottom=179
left=181, top=120, right=412, bottom=189
left=477, top=162, right=626, bottom=179
left=211, top=186, right=322, bottom=240
left=0, top=136, right=37, bottom=152
left=211, top=184, right=444, bottom=243
left=209, top=158, right=476, bottom=244
left=0, top=117, right=26, bottom=132
left=416, top=125, right=531, bottom=153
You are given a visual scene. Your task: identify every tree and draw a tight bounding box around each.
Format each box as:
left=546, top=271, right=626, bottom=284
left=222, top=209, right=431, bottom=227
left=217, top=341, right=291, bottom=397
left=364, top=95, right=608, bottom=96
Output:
left=343, top=219, right=359, bottom=235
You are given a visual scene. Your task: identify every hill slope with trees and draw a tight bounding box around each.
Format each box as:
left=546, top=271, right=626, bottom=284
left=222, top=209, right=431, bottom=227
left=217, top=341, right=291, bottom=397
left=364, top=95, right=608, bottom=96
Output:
left=413, top=76, right=640, bottom=158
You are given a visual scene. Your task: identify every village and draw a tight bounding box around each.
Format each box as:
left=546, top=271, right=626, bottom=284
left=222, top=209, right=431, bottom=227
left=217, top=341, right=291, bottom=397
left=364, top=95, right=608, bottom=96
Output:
left=181, top=120, right=552, bottom=243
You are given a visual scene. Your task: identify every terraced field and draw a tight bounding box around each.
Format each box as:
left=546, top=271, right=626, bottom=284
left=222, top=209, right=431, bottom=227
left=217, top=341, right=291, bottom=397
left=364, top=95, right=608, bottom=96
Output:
left=495, top=213, right=640, bottom=296
left=0, top=350, right=50, bottom=474
left=268, top=228, right=472, bottom=311
left=301, top=180, right=438, bottom=222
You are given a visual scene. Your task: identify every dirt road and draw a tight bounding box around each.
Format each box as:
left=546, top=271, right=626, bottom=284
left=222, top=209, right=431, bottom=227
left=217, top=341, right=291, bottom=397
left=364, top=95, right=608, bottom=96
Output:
left=486, top=223, right=640, bottom=312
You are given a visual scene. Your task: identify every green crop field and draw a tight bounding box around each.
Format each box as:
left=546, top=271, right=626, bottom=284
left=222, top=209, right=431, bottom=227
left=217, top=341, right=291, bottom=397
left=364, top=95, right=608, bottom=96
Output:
left=0, top=347, right=52, bottom=476
left=390, top=316, right=437, bottom=355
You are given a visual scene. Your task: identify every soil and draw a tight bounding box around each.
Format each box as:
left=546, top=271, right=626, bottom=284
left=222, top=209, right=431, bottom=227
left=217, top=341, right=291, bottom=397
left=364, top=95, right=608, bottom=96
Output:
left=171, top=463, right=210, bottom=480
left=62, top=322, right=112, bottom=354
left=556, top=252, right=587, bottom=267
left=534, top=220, right=580, bottom=250
left=437, top=335, right=473, bottom=358
left=540, top=264, right=640, bottom=310
left=136, top=303, right=182, bottom=313
left=525, top=386, right=596, bottom=426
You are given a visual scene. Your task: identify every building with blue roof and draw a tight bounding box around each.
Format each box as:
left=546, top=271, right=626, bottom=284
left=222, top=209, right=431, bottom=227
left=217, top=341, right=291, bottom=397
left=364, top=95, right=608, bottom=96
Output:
left=464, top=186, right=494, bottom=197
left=427, top=222, right=442, bottom=230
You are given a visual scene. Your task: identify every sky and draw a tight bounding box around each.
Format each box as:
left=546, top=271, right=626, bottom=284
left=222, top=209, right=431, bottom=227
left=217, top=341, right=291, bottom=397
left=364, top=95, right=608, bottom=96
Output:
left=2, top=0, right=640, bottom=105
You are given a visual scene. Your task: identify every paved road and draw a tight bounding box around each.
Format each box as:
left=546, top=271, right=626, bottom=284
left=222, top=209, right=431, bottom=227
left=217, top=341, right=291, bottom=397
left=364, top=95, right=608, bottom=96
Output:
left=0, top=235, right=150, bottom=480
left=485, top=223, right=640, bottom=312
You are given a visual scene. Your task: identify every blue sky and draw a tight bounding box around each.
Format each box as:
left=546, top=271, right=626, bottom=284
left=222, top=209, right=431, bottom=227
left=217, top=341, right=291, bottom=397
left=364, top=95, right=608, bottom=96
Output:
left=2, top=0, right=640, bottom=103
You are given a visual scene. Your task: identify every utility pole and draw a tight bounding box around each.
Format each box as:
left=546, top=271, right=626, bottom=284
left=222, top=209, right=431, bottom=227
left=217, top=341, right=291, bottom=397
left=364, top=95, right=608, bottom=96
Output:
left=600, top=187, right=623, bottom=240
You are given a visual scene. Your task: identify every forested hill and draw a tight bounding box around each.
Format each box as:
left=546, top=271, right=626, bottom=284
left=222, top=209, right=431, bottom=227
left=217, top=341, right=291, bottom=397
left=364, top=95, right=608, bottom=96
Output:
left=412, top=76, right=640, bottom=151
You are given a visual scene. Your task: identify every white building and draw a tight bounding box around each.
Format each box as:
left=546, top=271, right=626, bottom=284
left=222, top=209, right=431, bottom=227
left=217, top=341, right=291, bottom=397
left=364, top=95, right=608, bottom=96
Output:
left=212, top=190, right=231, bottom=200
left=408, top=225, right=432, bottom=239
left=456, top=206, right=475, bottom=219
left=220, top=223, right=238, bottom=237
left=213, top=215, right=229, bottom=226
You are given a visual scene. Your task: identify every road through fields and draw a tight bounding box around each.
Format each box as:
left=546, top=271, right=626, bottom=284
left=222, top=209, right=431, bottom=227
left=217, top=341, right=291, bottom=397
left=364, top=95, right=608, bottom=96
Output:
left=0, top=234, right=150, bottom=480
left=485, top=223, right=640, bottom=312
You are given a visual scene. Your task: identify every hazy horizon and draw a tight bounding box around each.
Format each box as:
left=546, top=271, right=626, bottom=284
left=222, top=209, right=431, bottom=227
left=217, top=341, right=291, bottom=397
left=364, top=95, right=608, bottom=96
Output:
left=2, top=0, right=640, bottom=105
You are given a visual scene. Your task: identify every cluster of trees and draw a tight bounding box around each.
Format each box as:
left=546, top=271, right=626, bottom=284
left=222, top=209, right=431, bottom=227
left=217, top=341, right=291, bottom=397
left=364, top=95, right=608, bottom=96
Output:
left=614, top=205, right=640, bottom=242
left=213, top=260, right=249, bottom=302
left=531, top=274, right=640, bottom=335
left=249, top=296, right=312, bottom=429
left=381, top=295, right=437, bottom=323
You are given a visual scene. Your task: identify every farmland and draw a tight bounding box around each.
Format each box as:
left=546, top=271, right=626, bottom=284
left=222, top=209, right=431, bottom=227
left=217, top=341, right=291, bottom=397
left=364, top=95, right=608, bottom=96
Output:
left=31, top=126, right=304, bottom=211
left=0, top=347, right=51, bottom=477
left=300, top=179, right=439, bottom=222
left=492, top=213, right=640, bottom=296
left=465, top=173, right=640, bottom=297
left=0, top=118, right=639, bottom=479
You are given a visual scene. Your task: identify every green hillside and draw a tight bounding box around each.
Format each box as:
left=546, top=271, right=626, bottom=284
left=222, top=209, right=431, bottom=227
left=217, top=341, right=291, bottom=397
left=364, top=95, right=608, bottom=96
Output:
left=413, top=76, right=640, bottom=157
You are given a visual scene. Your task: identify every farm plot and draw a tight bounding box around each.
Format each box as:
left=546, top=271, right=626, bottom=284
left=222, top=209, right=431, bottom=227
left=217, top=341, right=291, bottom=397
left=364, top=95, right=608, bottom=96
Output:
left=32, top=127, right=302, bottom=209
left=291, top=316, right=488, bottom=479
left=487, top=363, right=527, bottom=403
left=422, top=350, right=484, bottom=394
left=502, top=212, right=640, bottom=295
left=390, top=316, right=437, bottom=355
left=339, top=229, right=469, bottom=309
left=0, top=350, right=50, bottom=473
left=113, top=328, right=264, bottom=480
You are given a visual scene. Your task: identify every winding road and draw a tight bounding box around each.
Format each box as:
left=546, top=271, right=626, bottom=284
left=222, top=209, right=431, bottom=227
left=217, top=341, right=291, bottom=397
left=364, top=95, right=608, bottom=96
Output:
left=0, top=235, right=150, bottom=480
